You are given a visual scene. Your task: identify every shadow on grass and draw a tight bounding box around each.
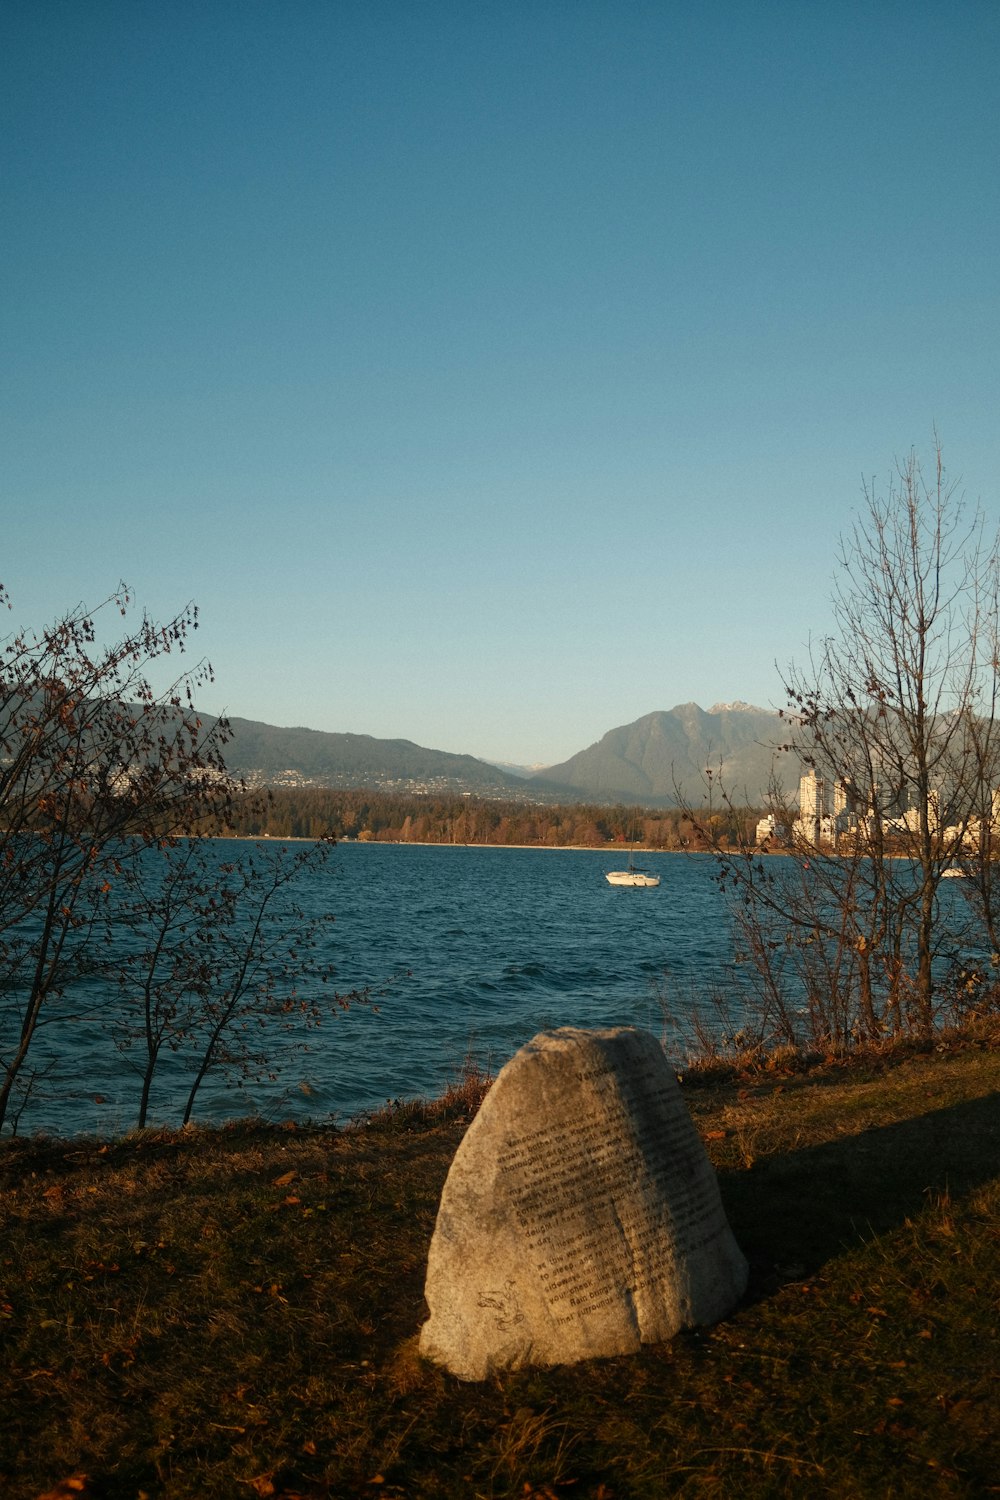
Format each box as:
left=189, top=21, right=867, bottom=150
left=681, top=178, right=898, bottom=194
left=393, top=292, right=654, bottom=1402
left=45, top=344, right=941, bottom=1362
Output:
left=720, top=1088, right=1000, bottom=1298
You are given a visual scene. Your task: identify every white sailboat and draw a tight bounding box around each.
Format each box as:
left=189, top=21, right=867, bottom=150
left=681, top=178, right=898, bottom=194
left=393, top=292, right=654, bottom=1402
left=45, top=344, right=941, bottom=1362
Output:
left=605, top=845, right=660, bottom=888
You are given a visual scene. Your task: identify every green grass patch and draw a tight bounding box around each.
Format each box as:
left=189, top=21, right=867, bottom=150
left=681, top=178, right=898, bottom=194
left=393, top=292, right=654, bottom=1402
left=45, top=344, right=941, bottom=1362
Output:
left=2, top=1041, right=999, bottom=1499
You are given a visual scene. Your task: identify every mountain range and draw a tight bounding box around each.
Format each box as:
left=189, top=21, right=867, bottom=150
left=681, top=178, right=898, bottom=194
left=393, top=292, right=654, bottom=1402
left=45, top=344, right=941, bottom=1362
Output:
left=530, top=702, right=802, bottom=805
left=220, top=718, right=526, bottom=796
left=220, top=702, right=802, bottom=807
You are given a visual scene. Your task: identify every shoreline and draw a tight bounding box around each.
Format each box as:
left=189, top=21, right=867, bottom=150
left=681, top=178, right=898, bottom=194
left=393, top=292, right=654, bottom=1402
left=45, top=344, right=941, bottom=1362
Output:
left=335, top=838, right=695, bottom=854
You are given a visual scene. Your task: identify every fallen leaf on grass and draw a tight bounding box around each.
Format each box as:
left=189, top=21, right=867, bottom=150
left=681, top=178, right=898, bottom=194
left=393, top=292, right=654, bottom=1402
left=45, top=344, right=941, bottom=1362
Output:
left=272, top=1170, right=297, bottom=1187
left=33, top=1478, right=90, bottom=1499
left=101, top=1342, right=137, bottom=1369
left=249, top=1282, right=289, bottom=1305
left=703, top=1130, right=726, bottom=1141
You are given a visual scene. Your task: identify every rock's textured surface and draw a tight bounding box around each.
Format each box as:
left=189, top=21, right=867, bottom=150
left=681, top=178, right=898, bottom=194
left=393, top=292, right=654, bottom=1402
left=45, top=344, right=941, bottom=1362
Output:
left=419, top=1026, right=748, bottom=1380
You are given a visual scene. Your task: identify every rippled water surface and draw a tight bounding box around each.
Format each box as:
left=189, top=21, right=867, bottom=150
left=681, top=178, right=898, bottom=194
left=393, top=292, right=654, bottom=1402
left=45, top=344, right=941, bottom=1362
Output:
left=18, top=842, right=738, bottom=1135
left=320, top=844, right=732, bottom=1109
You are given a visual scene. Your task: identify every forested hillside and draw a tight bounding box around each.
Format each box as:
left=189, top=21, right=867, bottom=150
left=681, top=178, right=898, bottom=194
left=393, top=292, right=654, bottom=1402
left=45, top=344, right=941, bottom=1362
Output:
left=220, top=788, right=758, bottom=848
left=220, top=718, right=525, bottom=794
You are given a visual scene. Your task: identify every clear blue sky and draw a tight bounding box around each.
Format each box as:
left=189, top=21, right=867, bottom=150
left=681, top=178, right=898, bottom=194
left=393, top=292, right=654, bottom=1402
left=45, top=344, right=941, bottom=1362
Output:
left=3, top=2, right=998, bottom=765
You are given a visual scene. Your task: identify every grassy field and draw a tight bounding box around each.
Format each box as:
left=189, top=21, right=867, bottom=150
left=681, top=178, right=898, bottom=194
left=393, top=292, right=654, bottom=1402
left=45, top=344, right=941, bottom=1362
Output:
left=2, top=1038, right=999, bottom=1499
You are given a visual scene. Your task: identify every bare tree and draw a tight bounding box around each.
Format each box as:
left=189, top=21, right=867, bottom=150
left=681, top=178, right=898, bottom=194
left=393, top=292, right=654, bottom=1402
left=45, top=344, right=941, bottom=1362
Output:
left=111, top=835, right=370, bottom=1128
left=789, top=445, right=1000, bottom=1034
left=685, top=444, right=1000, bottom=1051
left=110, top=836, right=213, bottom=1130
left=0, top=583, right=234, bottom=1130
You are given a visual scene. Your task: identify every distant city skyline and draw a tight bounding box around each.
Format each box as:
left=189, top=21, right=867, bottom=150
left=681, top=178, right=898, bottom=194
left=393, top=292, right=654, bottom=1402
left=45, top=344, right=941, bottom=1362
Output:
left=3, top=3, right=998, bottom=764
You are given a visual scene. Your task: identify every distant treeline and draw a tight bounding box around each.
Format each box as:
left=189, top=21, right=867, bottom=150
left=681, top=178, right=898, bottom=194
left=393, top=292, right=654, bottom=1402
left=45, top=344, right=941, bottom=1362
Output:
left=220, top=789, right=760, bottom=849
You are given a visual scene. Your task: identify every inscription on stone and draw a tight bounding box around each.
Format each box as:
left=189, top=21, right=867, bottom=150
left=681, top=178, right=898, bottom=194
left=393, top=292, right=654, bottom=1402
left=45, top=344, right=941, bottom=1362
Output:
left=419, top=1026, right=748, bottom=1380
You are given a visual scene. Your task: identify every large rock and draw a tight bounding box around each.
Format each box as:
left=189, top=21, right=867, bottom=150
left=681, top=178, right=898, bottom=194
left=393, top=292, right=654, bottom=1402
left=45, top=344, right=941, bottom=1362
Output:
left=419, top=1026, right=747, bottom=1380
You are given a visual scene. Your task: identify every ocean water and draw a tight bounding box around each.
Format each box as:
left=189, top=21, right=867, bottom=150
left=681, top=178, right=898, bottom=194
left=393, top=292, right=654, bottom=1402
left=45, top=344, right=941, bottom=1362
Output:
left=11, top=842, right=738, bottom=1137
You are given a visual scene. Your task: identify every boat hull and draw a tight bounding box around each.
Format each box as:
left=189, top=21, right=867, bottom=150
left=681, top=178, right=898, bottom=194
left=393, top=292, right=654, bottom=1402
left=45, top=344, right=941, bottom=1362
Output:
left=606, top=870, right=661, bottom=887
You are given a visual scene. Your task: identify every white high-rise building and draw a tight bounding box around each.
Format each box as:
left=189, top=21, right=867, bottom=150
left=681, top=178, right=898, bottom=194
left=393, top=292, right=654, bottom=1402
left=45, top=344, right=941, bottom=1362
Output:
left=798, top=769, right=824, bottom=844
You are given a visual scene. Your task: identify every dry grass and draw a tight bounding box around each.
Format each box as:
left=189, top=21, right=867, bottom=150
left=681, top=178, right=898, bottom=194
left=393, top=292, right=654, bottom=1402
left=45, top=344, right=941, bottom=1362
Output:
left=2, top=1040, right=999, bottom=1499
